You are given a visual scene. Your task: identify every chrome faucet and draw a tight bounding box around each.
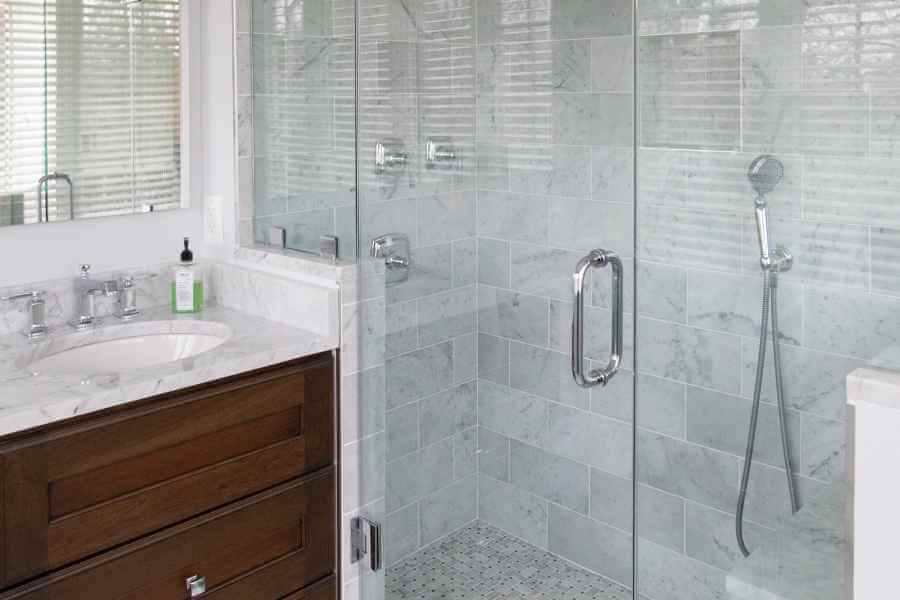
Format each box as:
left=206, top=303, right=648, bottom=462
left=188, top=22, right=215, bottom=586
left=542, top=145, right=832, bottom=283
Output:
left=37, top=172, right=74, bottom=223
left=1, top=290, right=49, bottom=340
left=71, top=265, right=118, bottom=331
left=115, top=273, right=157, bottom=321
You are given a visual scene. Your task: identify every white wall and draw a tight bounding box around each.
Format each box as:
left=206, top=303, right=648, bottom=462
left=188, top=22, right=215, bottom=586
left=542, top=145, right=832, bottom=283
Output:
left=0, top=0, right=236, bottom=288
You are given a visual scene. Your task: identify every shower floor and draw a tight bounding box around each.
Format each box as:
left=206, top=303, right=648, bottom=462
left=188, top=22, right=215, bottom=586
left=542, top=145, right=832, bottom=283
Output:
left=386, top=522, right=632, bottom=600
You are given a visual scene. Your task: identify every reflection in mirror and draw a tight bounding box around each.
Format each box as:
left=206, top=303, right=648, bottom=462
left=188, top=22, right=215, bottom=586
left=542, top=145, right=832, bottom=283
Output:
left=0, top=0, right=183, bottom=227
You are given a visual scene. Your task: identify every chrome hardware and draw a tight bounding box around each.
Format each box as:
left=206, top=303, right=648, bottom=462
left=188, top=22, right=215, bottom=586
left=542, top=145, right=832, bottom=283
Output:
left=374, top=139, right=408, bottom=175
left=185, top=575, right=207, bottom=597
left=370, top=233, right=410, bottom=285
left=425, top=136, right=457, bottom=169
left=116, top=273, right=157, bottom=321
left=572, top=249, right=623, bottom=388
left=71, top=265, right=118, bottom=331
left=1, top=290, right=48, bottom=340
left=320, top=235, right=339, bottom=260
left=36, top=172, right=74, bottom=223
left=351, top=516, right=383, bottom=572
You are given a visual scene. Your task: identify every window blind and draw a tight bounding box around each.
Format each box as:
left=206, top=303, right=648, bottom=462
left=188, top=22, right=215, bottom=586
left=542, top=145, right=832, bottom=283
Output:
left=0, top=0, right=181, bottom=224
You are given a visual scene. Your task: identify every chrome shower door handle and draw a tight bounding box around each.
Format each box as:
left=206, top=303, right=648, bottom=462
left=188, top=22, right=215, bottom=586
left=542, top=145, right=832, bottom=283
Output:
left=572, top=249, right=623, bottom=388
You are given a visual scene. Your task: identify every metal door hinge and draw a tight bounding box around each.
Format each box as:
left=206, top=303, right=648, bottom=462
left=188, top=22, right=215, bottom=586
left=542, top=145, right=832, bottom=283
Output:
left=351, top=516, right=383, bottom=572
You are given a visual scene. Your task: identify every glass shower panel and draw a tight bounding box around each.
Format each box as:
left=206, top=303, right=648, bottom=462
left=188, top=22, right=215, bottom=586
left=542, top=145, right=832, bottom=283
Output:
left=633, top=0, right=900, bottom=598
left=361, top=0, right=639, bottom=598
left=249, top=0, right=357, bottom=256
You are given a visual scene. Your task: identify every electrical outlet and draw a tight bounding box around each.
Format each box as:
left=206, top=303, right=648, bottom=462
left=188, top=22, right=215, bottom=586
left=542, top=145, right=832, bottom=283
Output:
left=204, top=195, right=224, bottom=244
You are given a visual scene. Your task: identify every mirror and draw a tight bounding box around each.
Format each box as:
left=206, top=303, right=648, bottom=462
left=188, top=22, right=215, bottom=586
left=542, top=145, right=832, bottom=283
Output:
left=0, top=0, right=184, bottom=227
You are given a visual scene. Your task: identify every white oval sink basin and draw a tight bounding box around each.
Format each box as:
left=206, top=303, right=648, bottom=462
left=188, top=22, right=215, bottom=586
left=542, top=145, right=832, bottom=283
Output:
left=18, top=321, right=232, bottom=376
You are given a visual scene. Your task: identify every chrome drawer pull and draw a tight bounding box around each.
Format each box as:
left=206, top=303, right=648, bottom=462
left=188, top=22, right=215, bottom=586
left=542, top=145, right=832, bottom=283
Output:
left=186, top=574, right=207, bottom=597
left=571, top=249, right=623, bottom=388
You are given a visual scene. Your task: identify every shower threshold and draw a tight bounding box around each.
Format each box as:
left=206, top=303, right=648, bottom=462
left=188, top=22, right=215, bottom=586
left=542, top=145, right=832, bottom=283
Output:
left=386, top=521, right=632, bottom=600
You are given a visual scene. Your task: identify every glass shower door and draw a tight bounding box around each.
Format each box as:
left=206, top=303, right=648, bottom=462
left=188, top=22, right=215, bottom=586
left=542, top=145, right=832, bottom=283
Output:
left=360, top=0, right=640, bottom=598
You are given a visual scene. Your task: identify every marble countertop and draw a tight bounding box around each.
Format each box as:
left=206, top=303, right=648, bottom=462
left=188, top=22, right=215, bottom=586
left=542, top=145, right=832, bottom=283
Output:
left=847, top=367, right=900, bottom=411
left=0, top=304, right=337, bottom=437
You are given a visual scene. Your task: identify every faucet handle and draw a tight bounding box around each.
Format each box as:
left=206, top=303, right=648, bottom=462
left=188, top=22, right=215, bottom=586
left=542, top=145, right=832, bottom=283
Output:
left=1, top=289, right=44, bottom=302
left=80, top=264, right=91, bottom=278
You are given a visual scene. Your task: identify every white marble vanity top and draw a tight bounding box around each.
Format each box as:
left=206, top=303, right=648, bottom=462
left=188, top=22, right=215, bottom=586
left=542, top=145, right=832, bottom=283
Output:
left=0, top=304, right=337, bottom=437
left=847, top=367, right=900, bottom=411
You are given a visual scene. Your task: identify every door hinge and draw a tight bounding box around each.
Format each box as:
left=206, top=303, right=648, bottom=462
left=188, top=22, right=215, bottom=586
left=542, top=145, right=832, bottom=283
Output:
left=351, top=516, right=383, bottom=572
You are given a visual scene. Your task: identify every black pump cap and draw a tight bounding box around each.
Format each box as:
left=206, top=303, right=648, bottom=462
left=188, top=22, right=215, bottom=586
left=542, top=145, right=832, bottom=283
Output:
left=180, top=237, right=194, bottom=263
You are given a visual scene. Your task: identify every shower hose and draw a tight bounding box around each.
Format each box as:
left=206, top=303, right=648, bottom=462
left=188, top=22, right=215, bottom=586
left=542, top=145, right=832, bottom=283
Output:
left=735, top=268, right=799, bottom=558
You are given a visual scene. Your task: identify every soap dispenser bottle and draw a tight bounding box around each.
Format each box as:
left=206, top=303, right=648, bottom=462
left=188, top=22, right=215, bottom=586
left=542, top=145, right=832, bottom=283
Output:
left=171, top=237, right=204, bottom=313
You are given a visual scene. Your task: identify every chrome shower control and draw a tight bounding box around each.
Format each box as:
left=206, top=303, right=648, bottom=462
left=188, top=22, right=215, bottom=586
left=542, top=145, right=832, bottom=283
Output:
left=371, top=233, right=410, bottom=285
left=425, top=136, right=457, bottom=169
left=374, top=139, right=408, bottom=175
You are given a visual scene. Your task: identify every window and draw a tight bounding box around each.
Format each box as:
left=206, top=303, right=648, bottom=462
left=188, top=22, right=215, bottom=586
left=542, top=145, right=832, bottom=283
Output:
left=0, top=0, right=182, bottom=225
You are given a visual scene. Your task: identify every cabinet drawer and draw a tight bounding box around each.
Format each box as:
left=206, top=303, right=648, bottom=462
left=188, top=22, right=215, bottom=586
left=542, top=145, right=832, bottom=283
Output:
left=0, top=472, right=336, bottom=600
left=0, top=355, right=335, bottom=588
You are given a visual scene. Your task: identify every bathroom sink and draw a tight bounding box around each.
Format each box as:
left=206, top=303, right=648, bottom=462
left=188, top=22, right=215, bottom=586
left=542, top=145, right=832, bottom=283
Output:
left=18, top=321, right=232, bottom=376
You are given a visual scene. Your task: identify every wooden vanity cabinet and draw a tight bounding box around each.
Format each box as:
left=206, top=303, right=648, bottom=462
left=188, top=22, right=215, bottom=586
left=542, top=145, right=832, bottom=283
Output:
left=0, top=352, right=338, bottom=599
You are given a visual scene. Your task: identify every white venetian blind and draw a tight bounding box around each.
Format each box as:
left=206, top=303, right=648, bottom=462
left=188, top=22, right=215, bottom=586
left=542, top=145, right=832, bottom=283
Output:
left=0, top=0, right=181, bottom=224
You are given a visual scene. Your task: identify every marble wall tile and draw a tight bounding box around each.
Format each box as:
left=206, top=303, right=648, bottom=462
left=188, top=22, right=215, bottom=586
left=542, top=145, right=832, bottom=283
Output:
left=477, top=286, right=548, bottom=346
left=476, top=0, right=631, bottom=44
left=687, top=270, right=803, bottom=344
left=452, top=239, right=477, bottom=287
left=509, top=243, right=584, bottom=300
left=540, top=403, right=633, bottom=478
left=238, top=100, right=253, bottom=159
left=453, top=427, right=477, bottom=479
left=385, top=438, right=453, bottom=511
left=477, top=237, right=509, bottom=288
left=638, top=318, right=741, bottom=394
left=742, top=91, right=869, bottom=157
left=417, top=191, right=475, bottom=245
left=359, top=198, right=418, bottom=250
left=508, top=145, right=591, bottom=199
left=385, top=299, right=417, bottom=357
left=387, top=402, right=419, bottom=460
left=479, top=473, right=549, bottom=548
left=475, top=93, right=552, bottom=145
left=385, top=341, right=453, bottom=409
left=592, top=146, right=634, bottom=203
left=637, top=429, right=739, bottom=514
left=549, top=199, right=634, bottom=255
left=639, top=32, right=740, bottom=151
left=476, top=190, right=548, bottom=243
left=804, top=286, right=900, bottom=362
left=741, top=217, right=869, bottom=290
left=741, top=460, right=826, bottom=528
left=686, top=386, right=802, bottom=472
left=478, top=40, right=592, bottom=94
left=594, top=258, right=686, bottom=325
left=477, top=379, right=548, bottom=445
left=802, top=414, right=846, bottom=482
left=638, top=148, right=801, bottom=217
left=549, top=301, right=635, bottom=371
left=419, top=475, right=477, bottom=544
left=418, top=286, right=476, bottom=346
left=477, top=333, right=509, bottom=384
left=478, top=426, right=510, bottom=481
left=385, top=504, right=419, bottom=566
left=588, top=468, right=633, bottom=531
left=419, top=381, right=477, bottom=446
left=871, top=90, right=900, bottom=158
left=638, top=0, right=744, bottom=35
left=592, top=36, right=634, bottom=93
left=386, top=244, right=452, bottom=304
left=252, top=0, right=334, bottom=36
left=684, top=501, right=773, bottom=572
left=452, top=333, right=476, bottom=384
left=552, top=93, right=634, bottom=147
left=637, top=538, right=728, bottom=600
left=741, top=26, right=802, bottom=91
left=740, top=337, right=861, bottom=421
left=343, top=432, right=386, bottom=512
left=342, top=366, right=386, bottom=444
left=595, top=371, right=686, bottom=439
left=549, top=504, right=633, bottom=587
left=510, top=440, right=590, bottom=514
left=509, top=341, right=591, bottom=409
left=341, top=296, right=386, bottom=374
left=804, top=157, right=900, bottom=228
left=638, top=204, right=742, bottom=273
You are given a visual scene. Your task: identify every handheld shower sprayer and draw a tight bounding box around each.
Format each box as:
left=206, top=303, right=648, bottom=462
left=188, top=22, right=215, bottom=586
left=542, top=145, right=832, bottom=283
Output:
left=736, top=155, right=799, bottom=558
left=747, top=155, right=784, bottom=269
